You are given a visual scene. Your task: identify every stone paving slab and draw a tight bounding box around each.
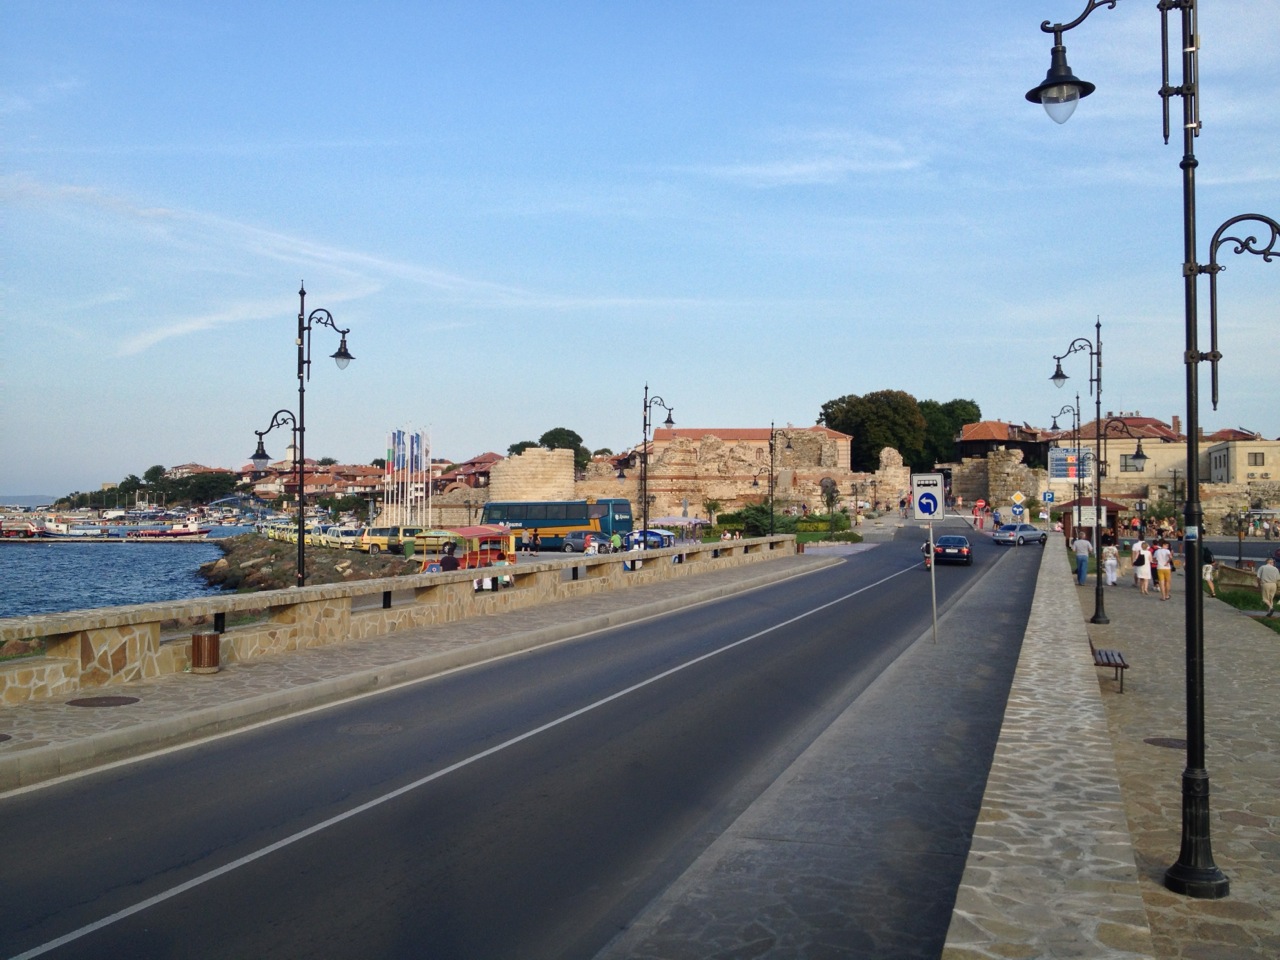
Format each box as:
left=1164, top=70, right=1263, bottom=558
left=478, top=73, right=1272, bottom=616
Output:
left=1081, top=560, right=1280, bottom=960
left=0, top=554, right=840, bottom=791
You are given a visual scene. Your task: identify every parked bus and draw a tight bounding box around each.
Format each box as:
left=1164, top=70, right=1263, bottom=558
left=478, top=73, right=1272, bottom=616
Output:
left=479, top=498, right=633, bottom=550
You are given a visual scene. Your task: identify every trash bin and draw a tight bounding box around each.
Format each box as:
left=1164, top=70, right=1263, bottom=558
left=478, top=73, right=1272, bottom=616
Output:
left=191, top=632, right=221, bottom=674
left=402, top=539, right=415, bottom=560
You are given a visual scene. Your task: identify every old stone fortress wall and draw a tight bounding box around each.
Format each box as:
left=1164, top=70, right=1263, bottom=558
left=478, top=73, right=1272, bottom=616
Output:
left=412, top=424, right=1279, bottom=530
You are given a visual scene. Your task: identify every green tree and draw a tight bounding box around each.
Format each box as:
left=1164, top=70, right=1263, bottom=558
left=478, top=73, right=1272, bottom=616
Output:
left=174, top=471, right=239, bottom=505
left=507, top=441, right=538, bottom=456
left=538, top=428, right=590, bottom=473
left=370, top=458, right=386, bottom=469
left=819, top=390, right=927, bottom=471
left=919, top=398, right=982, bottom=467
left=317, top=457, right=337, bottom=466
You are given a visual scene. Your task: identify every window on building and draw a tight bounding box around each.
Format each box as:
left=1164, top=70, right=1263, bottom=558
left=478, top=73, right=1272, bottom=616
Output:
left=1248, top=452, right=1265, bottom=466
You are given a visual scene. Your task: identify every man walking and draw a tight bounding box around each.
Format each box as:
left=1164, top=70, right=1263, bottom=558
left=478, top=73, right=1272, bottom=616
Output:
left=1258, top=557, right=1280, bottom=617
left=1072, top=533, right=1094, bottom=586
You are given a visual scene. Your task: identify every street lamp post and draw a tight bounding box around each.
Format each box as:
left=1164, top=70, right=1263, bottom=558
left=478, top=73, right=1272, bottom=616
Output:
left=640, top=384, right=674, bottom=549
left=1050, top=398, right=1082, bottom=515
left=249, top=409, right=300, bottom=581
left=765, top=422, right=792, bottom=536
left=295, top=284, right=353, bottom=585
left=1027, top=1, right=1279, bottom=898
left=250, top=284, right=353, bottom=588
left=1051, top=316, right=1106, bottom=625
left=1101, top=417, right=1150, bottom=540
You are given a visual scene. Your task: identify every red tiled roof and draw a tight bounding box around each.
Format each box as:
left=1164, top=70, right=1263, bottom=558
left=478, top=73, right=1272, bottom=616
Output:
left=960, top=421, right=1016, bottom=442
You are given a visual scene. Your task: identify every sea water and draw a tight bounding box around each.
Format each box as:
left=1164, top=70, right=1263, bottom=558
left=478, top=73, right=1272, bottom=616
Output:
left=0, top=535, right=241, bottom=618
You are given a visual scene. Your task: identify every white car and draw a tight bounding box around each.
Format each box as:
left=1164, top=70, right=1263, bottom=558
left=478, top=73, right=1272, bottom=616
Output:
left=321, top=527, right=364, bottom=550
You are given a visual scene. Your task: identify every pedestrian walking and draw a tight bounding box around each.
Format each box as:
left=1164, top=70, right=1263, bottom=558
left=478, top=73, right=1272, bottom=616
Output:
left=1202, top=559, right=1217, bottom=598
left=1153, top=539, right=1174, bottom=600
left=1132, top=540, right=1153, bottom=595
left=1258, top=557, right=1280, bottom=617
left=1072, top=535, right=1093, bottom=586
left=1102, top=542, right=1119, bottom=586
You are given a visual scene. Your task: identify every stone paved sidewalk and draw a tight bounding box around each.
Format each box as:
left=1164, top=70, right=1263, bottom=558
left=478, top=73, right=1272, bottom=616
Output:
left=1084, top=561, right=1280, bottom=960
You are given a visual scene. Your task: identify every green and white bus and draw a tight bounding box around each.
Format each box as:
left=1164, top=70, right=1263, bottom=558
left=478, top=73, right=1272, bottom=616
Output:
left=479, top=498, right=633, bottom=550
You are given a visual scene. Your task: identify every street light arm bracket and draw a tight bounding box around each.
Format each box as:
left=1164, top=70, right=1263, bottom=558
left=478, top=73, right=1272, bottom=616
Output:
left=1038, top=0, right=1118, bottom=39
left=1204, top=213, right=1280, bottom=409
left=301, top=307, right=354, bottom=382
left=259, top=409, right=298, bottom=436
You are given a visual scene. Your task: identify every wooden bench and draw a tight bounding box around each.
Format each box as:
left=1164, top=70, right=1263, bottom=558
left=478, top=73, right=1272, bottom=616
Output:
left=1089, top=640, right=1129, bottom=693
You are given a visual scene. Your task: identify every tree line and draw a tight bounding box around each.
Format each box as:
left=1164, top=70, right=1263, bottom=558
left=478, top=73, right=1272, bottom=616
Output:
left=818, top=390, right=981, bottom=472
left=56, top=465, right=242, bottom=511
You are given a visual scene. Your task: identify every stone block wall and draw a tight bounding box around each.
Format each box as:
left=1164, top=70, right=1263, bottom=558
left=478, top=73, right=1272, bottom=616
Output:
left=488, top=448, right=576, bottom=502
left=0, top=537, right=798, bottom=705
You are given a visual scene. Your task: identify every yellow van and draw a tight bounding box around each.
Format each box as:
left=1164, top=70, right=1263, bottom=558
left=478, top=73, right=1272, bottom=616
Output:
left=357, top=526, right=423, bottom=555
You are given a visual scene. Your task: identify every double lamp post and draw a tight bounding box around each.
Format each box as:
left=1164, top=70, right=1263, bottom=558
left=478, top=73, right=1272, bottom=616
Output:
left=1051, top=315, right=1105, bottom=625
left=1026, top=0, right=1278, bottom=898
left=249, top=284, right=354, bottom=587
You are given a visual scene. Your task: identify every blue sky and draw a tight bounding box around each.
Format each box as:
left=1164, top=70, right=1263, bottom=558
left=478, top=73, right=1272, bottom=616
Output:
left=3, top=1, right=1277, bottom=497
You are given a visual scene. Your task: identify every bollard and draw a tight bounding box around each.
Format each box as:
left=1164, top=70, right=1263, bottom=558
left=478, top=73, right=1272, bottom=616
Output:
left=190, top=632, right=221, bottom=674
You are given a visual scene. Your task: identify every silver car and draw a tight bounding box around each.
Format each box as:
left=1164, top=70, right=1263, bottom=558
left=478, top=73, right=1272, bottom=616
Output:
left=992, top=523, right=1047, bottom=546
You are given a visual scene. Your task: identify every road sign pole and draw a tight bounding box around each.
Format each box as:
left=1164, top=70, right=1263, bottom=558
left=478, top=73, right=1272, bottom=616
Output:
left=929, top=520, right=938, bottom=643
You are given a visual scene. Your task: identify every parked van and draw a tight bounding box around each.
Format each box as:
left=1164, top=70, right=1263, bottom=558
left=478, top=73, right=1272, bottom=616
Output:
left=358, top=526, right=424, bottom=555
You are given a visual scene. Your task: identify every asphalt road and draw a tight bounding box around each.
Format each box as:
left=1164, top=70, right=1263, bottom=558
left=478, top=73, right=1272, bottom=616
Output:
left=1, top=532, right=1035, bottom=960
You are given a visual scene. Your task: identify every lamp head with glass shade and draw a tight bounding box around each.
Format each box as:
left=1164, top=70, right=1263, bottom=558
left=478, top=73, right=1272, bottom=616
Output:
left=1026, top=42, right=1095, bottom=124
left=249, top=439, right=272, bottom=475
left=1050, top=360, right=1070, bottom=388
left=330, top=336, right=355, bottom=369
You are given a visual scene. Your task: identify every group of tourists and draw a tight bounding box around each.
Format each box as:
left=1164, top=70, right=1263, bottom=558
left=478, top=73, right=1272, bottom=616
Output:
left=1074, top=534, right=1179, bottom=600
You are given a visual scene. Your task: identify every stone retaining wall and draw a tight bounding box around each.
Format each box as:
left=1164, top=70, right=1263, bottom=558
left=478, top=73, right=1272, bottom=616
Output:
left=0, top=537, right=797, bottom=705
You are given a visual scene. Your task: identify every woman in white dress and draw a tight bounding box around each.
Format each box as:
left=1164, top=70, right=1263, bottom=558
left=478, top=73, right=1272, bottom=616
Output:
left=1133, top=540, right=1153, bottom=595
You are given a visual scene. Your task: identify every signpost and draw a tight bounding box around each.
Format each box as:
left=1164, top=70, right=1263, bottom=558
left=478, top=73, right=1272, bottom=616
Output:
left=912, top=473, right=944, bottom=643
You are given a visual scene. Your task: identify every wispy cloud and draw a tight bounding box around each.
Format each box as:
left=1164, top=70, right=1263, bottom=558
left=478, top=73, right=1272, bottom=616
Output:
left=686, top=128, right=924, bottom=187
left=0, top=77, right=83, bottom=116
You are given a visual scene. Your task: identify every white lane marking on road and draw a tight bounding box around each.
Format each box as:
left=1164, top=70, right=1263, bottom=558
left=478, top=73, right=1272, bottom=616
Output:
left=9, top=565, right=913, bottom=960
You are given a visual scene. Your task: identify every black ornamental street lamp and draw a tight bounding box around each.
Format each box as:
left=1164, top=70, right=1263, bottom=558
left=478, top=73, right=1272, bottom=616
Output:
left=249, top=409, right=301, bottom=583
left=765, top=423, right=792, bottom=536
left=1050, top=397, right=1083, bottom=514
left=639, top=384, right=673, bottom=549
left=1100, top=417, right=1149, bottom=543
left=1027, top=0, right=1279, bottom=899
left=1100, top=417, right=1150, bottom=483
left=250, top=284, right=354, bottom=587
left=1051, top=316, right=1106, bottom=625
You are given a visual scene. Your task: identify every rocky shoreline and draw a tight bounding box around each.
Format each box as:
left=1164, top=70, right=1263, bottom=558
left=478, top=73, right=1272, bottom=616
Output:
left=199, top=534, right=420, bottom=592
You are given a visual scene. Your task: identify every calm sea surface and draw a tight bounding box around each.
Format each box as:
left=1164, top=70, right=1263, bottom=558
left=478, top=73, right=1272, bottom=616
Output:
left=0, top=532, right=245, bottom=618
